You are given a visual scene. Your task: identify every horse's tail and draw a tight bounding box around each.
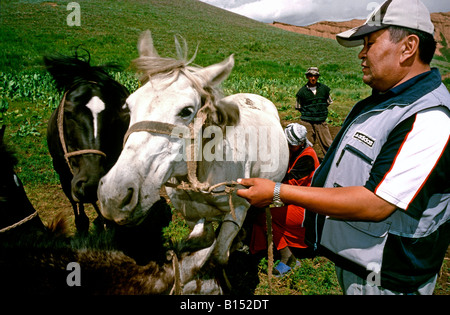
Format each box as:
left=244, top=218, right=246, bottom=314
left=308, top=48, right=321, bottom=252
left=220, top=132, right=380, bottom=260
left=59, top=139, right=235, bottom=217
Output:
left=43, top=48, right=123, bottom=91
left=46, top=211, right=69, bottom=238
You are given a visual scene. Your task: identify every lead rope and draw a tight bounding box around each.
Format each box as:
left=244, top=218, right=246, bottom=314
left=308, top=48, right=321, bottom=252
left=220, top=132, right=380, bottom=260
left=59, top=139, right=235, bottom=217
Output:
left=0, top=211, right=39, bottom=233
left=168, top=250, right=182, bottom=295
left=265, top=207, right=274, bottom=294
left=185, top=105, right=210, bottom=192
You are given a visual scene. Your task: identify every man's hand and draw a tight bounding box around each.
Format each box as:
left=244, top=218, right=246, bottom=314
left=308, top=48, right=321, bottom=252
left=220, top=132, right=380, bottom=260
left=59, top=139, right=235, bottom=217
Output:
left=237, top=178, right=397, bottom=222
left=236, top=178, right=276, bottom=208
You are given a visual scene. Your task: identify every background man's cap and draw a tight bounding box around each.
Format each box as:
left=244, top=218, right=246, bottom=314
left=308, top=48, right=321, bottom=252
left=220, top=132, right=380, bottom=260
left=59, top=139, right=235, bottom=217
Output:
left=336, top=0, right=434, bottom=47
left=305, top=67, right=320, bottom=76
left=285, top=123, right=308, bottom=146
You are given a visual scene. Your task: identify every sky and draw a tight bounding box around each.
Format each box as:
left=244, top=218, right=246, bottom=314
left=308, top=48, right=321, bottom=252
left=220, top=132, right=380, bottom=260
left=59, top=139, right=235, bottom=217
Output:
left=199, top=0, right=450, bottom=26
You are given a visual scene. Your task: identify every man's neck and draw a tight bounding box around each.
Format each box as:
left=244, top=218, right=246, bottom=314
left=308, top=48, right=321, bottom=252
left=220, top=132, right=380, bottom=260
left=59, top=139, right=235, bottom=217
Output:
left=390, top=61, right=431, bottom=91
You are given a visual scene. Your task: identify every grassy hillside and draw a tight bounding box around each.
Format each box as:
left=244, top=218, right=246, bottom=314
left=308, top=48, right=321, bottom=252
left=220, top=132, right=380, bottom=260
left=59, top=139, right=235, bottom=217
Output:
left=1, top=0, right=368, bottom=106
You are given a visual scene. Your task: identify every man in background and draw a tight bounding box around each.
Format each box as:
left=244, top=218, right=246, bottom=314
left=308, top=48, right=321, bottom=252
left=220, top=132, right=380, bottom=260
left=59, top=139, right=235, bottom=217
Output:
left=295, top=67, right=333, bottom=157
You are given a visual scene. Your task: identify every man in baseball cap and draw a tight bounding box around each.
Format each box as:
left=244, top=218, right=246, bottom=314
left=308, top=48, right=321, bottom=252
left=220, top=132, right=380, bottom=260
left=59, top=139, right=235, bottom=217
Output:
left=237, top=0, right=450, bottom=295
left=336, top=0, right=434, bottom=47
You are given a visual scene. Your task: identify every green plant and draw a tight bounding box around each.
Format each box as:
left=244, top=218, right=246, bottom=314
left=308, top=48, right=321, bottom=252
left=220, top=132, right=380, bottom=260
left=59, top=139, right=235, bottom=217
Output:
left=162, top=210, right=191, bottom=246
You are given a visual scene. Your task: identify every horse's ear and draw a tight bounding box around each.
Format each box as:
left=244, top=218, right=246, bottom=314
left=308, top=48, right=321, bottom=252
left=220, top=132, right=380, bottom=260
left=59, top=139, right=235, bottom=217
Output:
left=138, top=30, right=160, bottom=58
left=197, top=54, right=234, bottom=87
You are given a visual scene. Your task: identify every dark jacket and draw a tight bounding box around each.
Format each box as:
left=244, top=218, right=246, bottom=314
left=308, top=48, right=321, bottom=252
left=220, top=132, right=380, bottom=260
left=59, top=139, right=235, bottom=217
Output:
left=296, top=83, right=331, bottom=122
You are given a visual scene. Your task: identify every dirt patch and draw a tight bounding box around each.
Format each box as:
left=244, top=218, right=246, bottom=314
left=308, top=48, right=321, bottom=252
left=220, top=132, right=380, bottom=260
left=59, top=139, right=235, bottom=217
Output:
left=25, top=183, right=97, bottom=234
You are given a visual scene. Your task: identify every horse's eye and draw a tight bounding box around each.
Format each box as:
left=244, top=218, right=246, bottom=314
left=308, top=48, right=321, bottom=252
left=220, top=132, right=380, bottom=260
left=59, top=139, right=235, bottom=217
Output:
left=179, top=106, right=194, bottom=118
left=13, top=174, right=21, bottom=187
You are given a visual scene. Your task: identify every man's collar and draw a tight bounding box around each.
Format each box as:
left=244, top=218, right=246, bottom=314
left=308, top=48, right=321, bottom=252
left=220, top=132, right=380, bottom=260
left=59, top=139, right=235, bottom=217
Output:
left=372, top=68, right=440, bottom=97
left=306, top=82, right=320, bottom=89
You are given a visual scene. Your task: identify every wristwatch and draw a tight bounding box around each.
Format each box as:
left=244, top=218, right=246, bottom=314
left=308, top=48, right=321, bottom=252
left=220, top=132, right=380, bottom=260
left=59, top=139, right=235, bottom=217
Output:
left=273, top=182, right=284, bottom=207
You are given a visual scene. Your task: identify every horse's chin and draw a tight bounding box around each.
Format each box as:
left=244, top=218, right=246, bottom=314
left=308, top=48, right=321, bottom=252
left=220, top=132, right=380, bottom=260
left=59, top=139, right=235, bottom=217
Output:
left=72, top=194, right=81, bottom=203
left=110, top=196, right=159, bottom=227
left=114, top=212, right=147, bottom=226
left=71, top=192, right=97, bottom=204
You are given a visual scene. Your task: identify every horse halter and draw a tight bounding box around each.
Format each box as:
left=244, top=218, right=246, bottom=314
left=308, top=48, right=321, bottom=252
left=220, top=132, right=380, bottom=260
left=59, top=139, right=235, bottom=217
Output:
left=123, top=103, right=211, bottom=190
left=57, top=83, right=107, bottom=175
left=123, top=105, right=240, bottom=220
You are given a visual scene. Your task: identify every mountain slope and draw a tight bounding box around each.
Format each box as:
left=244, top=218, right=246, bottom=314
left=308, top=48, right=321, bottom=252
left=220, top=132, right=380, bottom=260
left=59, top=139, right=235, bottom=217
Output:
left=270, top=12, right=450, bottom=57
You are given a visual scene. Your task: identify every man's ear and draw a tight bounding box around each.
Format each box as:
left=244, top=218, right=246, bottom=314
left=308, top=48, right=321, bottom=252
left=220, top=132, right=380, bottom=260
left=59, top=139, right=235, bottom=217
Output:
left=400, top=34, right=420, bottom=65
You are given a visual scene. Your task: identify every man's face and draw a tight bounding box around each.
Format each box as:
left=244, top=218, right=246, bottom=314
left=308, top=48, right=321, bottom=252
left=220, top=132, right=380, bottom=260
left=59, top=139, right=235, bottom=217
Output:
left=289, top=143, right=302, bottom=155
left=307, top=75, right=318, bottom=86
left=358, top=29, right=404, bottom=92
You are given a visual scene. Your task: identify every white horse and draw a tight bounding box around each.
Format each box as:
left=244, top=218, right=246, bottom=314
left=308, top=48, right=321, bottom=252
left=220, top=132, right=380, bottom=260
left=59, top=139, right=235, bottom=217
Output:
left=98, top=31, right=288, bottom=265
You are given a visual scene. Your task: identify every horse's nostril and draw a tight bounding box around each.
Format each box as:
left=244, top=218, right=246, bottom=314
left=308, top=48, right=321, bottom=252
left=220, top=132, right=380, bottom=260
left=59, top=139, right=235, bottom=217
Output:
left=75, top=179, right=85, bottom=189
left=74, top=179, right=86, bottom=195
left=120, top=188, right=135, bottom=209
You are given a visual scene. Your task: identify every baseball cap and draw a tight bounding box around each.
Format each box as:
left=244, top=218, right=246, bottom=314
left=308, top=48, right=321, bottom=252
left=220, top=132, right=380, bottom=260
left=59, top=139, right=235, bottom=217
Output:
left=336, top=0, right=434, bottom=47
left=305, top=67, right=320, bottom=76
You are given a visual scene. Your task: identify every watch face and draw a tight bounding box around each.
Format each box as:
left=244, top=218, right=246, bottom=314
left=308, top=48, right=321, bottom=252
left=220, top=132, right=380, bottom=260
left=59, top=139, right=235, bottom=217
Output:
left=273, top=201, right=284, bottom=207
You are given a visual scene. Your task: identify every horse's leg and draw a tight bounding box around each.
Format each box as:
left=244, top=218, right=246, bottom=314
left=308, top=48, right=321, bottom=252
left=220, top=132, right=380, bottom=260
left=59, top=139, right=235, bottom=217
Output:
left=74, top=203, right=89, bottom=232
left=212, top=204, right=248, bottom=266
left=91, top=202, right=106, bottom=230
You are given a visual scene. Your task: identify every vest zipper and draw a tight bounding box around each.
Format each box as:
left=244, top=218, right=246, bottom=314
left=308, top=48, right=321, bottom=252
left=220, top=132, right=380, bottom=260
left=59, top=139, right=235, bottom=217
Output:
left=336, top=144, right=373, bottom=167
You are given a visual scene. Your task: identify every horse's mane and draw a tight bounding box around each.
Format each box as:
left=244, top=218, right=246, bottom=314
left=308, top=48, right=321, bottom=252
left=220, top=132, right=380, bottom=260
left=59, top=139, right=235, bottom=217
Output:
left=43, top=48, right=124, bottom=92
left=132, top=32, right=239, bottom=128
left=133, top=34, right=209, bottom=93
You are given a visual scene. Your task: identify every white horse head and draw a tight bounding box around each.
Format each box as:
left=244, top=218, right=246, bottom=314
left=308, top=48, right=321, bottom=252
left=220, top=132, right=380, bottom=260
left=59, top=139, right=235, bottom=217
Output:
left=98, top=31, right=238, bottom=225
left=98, top=31, right=288, bottom=265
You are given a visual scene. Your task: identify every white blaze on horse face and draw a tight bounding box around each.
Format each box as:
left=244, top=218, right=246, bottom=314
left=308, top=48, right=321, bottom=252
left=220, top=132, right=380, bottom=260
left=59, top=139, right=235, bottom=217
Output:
left=85, top=96, right=106, bottom=139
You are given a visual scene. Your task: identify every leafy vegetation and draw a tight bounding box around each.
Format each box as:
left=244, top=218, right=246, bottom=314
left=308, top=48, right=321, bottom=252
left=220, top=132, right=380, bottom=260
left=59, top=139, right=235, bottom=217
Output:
left=1, top=0, right=448, bottom=295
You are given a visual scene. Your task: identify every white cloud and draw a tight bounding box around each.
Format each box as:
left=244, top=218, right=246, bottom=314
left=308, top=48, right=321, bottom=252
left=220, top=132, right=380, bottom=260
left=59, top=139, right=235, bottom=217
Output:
left=228, top=0, right=316, bottom=24
left=200, top=0, right=450, bottom=26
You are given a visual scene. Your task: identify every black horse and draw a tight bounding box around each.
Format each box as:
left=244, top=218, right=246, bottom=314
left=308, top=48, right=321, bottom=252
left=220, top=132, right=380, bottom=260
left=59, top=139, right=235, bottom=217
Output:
left=0, top=125, right=47, bottom=238
left=45, top=52, right=130, bottom=232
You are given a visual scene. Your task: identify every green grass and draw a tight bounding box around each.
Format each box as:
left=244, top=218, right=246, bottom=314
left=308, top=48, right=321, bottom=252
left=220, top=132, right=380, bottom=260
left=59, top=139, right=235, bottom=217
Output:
left=255, top=257, right=342, bottom=295
left=1, top=0, right=449, bottom=295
